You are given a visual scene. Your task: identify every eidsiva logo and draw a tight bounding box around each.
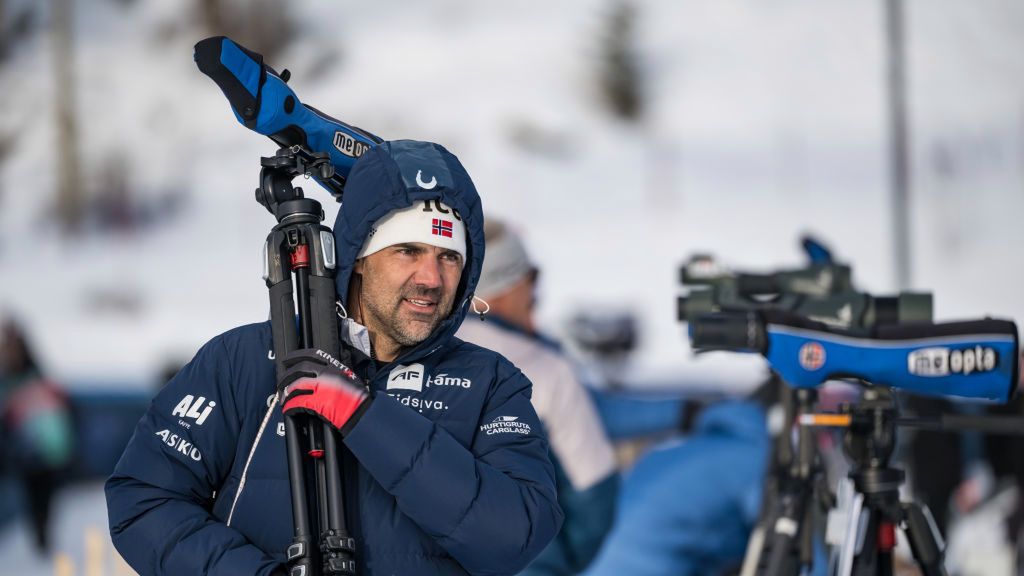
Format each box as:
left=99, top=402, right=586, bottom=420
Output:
left=431, top=218, right=453, bottom=238
left=798, top=342, right=826, bottom=371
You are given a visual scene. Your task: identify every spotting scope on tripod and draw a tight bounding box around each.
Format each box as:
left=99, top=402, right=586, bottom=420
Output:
left=690, top=307, right=1019, bottom=576
left=678, top=240, right=939, bottom=575
left=195, top=36, right=383, bottom=576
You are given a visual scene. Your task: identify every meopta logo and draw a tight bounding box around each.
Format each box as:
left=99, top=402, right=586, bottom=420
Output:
left=908, top=346, right=999, bottom=377
left=479, top=416, right=531, bottom=436
left=333, top=131, right=370, bottom=158
left=798, top=342, right=826, bottom=371
left=155, top=429, right=202, bottom=461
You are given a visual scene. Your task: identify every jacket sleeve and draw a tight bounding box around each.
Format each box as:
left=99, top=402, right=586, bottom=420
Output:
left=343, top=365, right=564, bottom=575
left=523, top=469, right=619, bottom=575
left=525, top=355, right=619, bottom=574
left=105, top=334, right=283, bottom=576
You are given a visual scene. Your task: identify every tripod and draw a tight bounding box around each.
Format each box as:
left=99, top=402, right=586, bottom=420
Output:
left=740, top=379, right=833, bottom=576
left=740, top=383, right=947, bottom=576
left=832, top=387, right=945, bottom=576
left=258, top=146, right=356, bottom=576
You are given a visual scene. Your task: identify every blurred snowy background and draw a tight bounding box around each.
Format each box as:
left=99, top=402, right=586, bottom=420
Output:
left=0, top=0, right=1021, bottom=573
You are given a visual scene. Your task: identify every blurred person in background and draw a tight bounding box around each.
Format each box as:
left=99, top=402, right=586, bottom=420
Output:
left=581, top=378, right=826, bottom=576
left=0, top=316, right=74, bottom=554
left=458, top=218, right=619, bottom=575
left=105, top=141, right=562, bottom=575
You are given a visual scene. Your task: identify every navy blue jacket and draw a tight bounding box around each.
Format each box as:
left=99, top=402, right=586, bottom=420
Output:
left=106, top=141, right=563, bottom=575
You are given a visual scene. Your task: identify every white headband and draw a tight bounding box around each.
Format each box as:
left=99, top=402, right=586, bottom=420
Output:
left=358, top=201, right=467, bottom=266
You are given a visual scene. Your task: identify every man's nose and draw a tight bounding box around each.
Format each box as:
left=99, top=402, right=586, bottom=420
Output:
left=412, top=256, right=443, bottom=289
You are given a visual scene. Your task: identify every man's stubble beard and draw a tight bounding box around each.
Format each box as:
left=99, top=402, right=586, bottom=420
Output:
left=361, top=277, right=456, bottom=348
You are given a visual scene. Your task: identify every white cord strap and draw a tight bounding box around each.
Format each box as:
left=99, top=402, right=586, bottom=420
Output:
left=471, top=295, right=490, bottom=319
left=227, top=395, right=278, bottom=526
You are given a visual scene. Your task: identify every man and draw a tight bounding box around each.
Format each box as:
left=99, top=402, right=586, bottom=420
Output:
left=106, top=140, right=563, bottom=575
left=457, top=220, right=618, bottom=575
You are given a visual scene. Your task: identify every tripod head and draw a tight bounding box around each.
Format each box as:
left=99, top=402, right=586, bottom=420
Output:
left=257, top=146, right=338, bottom=220
left=839, top=388, right=898, bottom=474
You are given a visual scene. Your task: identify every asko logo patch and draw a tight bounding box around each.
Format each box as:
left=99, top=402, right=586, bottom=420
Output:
left=907, top=346, right=999, bottom=377
left=387, top=363, right=425, bottom=392
left=172, top=395, right=216, bottom=427
left=155, top=429, right=202, bottom=461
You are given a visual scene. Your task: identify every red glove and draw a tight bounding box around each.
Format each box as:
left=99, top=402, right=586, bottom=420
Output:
left=279, top=349, right=370, bottom=434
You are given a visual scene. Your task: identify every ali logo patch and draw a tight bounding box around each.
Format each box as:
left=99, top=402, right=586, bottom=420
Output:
left=172, top=395, right=216, bottom=427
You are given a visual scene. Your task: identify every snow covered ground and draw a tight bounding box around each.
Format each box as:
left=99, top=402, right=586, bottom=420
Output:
left=1, top=0, right=1021, bottom=391
left=0, top=481, right=135, bottom=575
left=0, top=1, right=1022, bottom=572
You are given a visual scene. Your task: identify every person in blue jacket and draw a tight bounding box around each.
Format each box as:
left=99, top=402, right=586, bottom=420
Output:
left=582, top=399, right=769, bottom=576
left=106, top=140, right=563, bottom=575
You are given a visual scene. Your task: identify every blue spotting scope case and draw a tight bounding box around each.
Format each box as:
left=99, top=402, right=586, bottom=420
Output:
left=763, top=312, right=1019, bottom=402
left=193, top=36, right=383, bottom=195
left=690, top=310, right=1019, bottom=402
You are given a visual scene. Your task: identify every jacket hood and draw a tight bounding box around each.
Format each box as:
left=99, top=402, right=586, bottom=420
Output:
left=332, top=140, right=485, bottom=361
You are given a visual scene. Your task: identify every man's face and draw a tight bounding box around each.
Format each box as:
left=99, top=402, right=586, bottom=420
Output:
left=355, top=242, right=463, bottom=353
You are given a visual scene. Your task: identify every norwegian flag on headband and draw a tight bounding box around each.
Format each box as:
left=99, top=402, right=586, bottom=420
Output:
left=432, top=218, right=454, bottom=238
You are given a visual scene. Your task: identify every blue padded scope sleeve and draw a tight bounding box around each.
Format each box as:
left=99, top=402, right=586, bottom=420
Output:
left=764, top=317, right=1019, bottom=402
left=194, top=36, right=383, bottom=181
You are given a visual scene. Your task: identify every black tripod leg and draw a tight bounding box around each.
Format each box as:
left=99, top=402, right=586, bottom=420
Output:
left=762, top=491, right=807, bottom=576
left=284, top=414, right=317, bottom=576
left=902, top=503, right=947, bottom=576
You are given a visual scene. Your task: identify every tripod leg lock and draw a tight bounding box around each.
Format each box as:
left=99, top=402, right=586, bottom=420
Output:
left=321, top=530, right=357, bottom=575
left=286, top=538, right=316, bottom=576
left=324, top=557, right=356, bottom=575
left=322, top=532, right=356, bottom=553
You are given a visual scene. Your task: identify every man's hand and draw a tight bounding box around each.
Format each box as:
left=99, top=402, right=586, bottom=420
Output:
left=279, top=349, right=370, bottom=434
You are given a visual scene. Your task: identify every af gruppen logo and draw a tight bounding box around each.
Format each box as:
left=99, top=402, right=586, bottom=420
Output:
left=799, top=342, right=826, bottom=371
left=387, top=363, right=425, bottom=392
